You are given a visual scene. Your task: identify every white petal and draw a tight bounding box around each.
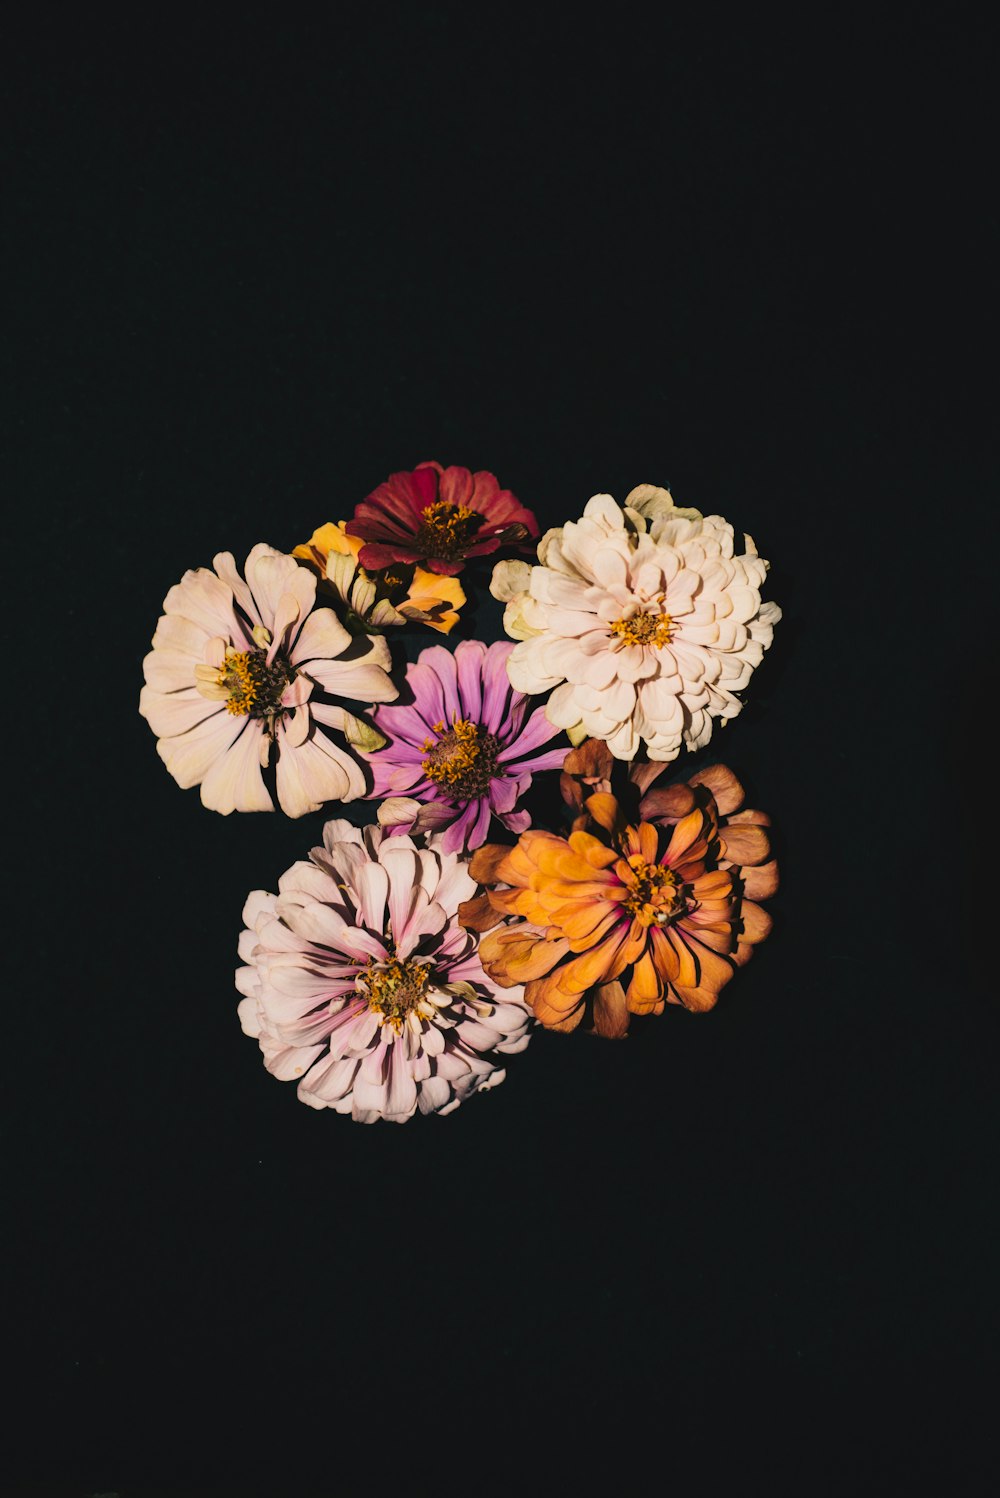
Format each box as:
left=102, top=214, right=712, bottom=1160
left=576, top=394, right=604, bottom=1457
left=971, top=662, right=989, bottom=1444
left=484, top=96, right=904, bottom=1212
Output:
left=200, top=720, right=273, bottom=814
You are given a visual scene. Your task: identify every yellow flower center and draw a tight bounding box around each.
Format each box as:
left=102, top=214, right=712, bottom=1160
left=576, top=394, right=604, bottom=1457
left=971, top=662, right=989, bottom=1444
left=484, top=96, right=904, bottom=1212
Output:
left=220, top=647, right=294, bottom=718
left=358, top=957, right=433, bottom=1029
left=622, top=855, right=684, bottom=927
left=609, top=611, right=674, bottom=648
left=422, top=717, right=500, bottom=798
left=416, top=500, right=481, bottom=559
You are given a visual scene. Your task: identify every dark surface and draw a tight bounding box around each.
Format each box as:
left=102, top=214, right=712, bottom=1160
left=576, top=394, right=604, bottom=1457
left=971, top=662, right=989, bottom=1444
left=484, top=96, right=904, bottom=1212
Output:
left=6, top=12, right=995, bottom=1493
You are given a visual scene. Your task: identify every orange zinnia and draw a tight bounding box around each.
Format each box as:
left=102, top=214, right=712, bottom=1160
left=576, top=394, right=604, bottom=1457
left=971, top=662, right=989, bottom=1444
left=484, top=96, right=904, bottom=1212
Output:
left=465, top=762, right=775, bottom=1038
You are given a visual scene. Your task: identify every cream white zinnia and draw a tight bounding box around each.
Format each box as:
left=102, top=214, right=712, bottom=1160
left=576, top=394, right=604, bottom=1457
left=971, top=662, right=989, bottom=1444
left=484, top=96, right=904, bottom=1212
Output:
left=500, top=487, right=781, bottom=762
left=139, top=544, right=397, bottom=816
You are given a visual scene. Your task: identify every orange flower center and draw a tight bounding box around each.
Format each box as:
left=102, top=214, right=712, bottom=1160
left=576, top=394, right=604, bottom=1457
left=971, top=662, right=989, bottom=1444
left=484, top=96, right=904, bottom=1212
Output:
left=422, top=718, right=500, bottom=798
left=416, top=500, right=481, bottom=559
left=609, top=611, right=674, bottom=648
left=621, top=855, right=684, bottom=927
left=220, top=647, right=294, bottom=718
left=358, top=957, right=432, bottom=1029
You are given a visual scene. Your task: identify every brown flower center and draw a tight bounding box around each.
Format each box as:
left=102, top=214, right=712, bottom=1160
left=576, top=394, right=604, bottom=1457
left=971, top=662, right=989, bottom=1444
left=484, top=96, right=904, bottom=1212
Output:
left=609, top=610, right=674, bottom=648
left=621, top=855, right=684, bottom=927
left=422, top=718, right=500, bottom=798
left=220, top=647, right=295, bottom=718
left=416, top=500, right=482, bottom=559
left=358, top=957, right=433, bottom=1027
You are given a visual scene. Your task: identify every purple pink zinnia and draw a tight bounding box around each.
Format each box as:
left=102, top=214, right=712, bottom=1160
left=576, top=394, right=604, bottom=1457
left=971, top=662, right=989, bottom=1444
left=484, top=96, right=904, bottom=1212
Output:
left=365, top=640, right=569, bottom=853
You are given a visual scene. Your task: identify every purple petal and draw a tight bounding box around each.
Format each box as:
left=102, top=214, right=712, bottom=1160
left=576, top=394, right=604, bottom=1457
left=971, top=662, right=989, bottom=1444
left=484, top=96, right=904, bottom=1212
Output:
left=481, top=642, right=515, bottom=732
left=501, top=746, right=570, bottom=775
left=416, top=646, right=464, bottom=722
left=440, top=799, right=480, bottom=855
left=372, top=702, right=438, bottom=748
left=487, top=774, right=521, bottom=814
left=465, top=797, right=493, bottom=849
left=496, top=704, right=564, bottom=764
left=405, top=661, right=450, bottom=728
left=370, top=739, right=426, bottom=767
left=501, top=696, right=527, bottom=742
left=455, top=640, right=486, bottom=722
left=368, top=761, right=426, bottom=797
left=498, top=809, right=531, bottom=833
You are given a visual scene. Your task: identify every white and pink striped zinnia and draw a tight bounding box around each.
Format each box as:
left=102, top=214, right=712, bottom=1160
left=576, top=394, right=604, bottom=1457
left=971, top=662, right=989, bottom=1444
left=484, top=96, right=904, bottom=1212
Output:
left=139, top=544, right=397, bottom=816
left=236, top=820, right=534, bottom=1122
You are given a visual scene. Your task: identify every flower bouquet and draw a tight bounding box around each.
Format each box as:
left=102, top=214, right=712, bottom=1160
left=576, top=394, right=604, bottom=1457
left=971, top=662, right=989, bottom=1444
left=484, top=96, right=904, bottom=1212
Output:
left=140, top=462, right=781, bottom=1122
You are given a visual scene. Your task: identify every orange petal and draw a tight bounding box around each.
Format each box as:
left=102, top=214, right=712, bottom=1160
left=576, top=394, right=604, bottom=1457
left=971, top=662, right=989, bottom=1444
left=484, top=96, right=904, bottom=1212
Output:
left=583, top=792, right=622, bottom=833
left=457, top=893, right=502, bottom=933
left=592, top=981, right=630, bottom=1038
left=494, top=932, right=570, bottom=982
left=620, top=919, right=651, bottom=968
left=486, top=887, right=537, bottom=918
left=563, top=739, right=613, bottom=780
left=558, top=927, right=631, bottom=993
left=650, top=925, right=681, bottom=982
left=637, top=821, right=659, bottom=863
left=739, top=900, right=773, bottom=944
left=526, top=974, right=587, bottom=1024
left=666, top=808, right=711, bottom=863
left=672, top=983, right=719, bottom=1013
left=690, top=870, right=733, bottom=901
left=626, top=949, right=663, bottom=1013
left=567, top=830, right=620, bottom=869
left=683, top=931, right=737, bottom=993
left=688, top=763, right=744, bottom=815
left=544, top=1005, right=587, bottom=1034
left=469, top=842, right=515, bottom=885
left=665, top=928, right=698, bottom=988
left=559, top=771, right=585, bottom=811
left=724, top=808, right=771, bottom=827
left=718, top=823, right=771, bottom=866
left=550, top=902, right=623, bottom=949
left=687, top=923, right=736, bottom=953
left=638, top=784, right=697, bottom=822
left=741, top=860, right=780, bottom=899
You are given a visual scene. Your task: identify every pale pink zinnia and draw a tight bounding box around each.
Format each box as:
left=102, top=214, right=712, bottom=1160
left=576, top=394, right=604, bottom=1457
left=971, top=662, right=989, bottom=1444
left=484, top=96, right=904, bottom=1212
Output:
left=237, top=820, right=534, bottom=1122
left=139, top=544, right=398, bottom=816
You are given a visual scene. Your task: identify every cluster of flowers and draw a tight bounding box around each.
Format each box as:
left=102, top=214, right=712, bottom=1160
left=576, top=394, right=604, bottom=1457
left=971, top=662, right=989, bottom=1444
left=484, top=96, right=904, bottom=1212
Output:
left=141, top=461, right=781, bottom=1122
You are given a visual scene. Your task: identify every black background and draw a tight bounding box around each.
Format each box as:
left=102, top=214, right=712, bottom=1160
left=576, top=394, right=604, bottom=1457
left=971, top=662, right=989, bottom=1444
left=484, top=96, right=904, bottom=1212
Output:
left=7, top=11, right=996, bottom=1494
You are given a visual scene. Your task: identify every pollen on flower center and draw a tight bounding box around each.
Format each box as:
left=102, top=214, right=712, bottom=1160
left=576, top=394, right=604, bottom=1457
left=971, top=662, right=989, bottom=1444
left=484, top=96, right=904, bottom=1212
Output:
left=416, top=500, right=481, bottom=559
left=609, top=610, right=674, bottom=648
left=216, top=647, right=294, bottom=718
left=358, top=957, right=433, bottom=1029
left=621, top=855, right=684, bottom=927
left=422, top=717, right=500, bottom=798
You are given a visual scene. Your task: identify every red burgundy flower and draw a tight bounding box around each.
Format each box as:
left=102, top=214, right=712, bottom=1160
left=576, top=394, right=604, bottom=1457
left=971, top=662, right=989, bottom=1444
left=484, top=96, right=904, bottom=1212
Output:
left=345, top=460, right=540, bottom=577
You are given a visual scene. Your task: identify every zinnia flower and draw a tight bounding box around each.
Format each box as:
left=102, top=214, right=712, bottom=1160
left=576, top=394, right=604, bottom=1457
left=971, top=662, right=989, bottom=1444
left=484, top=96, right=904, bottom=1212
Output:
left=464, top=762, right=775, bottom=1037
left=363, top=640, right=569, bottom=854
left=139, top=544, right=397, bottom=816
left=293, top=521, right=466, bottom=634
left=345, top=460, right=540, bottom=576
left=237, top=820, right=533, bottom=1122
left=502, top=487, right=781, bottom=761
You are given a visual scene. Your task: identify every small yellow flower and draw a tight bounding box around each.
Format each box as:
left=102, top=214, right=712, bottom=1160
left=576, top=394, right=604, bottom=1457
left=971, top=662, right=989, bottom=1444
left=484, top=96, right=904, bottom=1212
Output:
left=294, top=522, right=465, bottom=634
